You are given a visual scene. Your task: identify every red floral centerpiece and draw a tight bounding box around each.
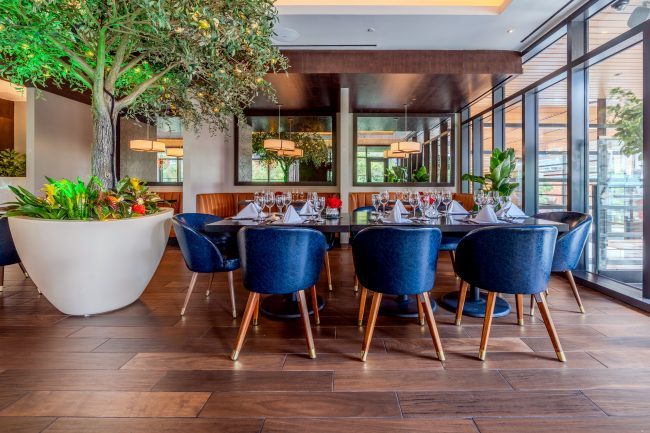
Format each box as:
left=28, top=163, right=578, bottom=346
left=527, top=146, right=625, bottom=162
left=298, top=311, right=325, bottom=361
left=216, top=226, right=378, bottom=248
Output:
left=325, top=197, right=342, bottom=218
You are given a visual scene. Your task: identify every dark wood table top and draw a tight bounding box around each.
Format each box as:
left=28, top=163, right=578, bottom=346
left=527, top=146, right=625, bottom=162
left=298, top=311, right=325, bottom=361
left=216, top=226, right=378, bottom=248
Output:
left=204, top=211, right=569, bottom=234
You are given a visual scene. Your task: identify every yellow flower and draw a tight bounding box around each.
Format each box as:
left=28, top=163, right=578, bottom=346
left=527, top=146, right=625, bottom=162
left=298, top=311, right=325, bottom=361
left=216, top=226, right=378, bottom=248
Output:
left=198, top=20, right=210, bottom=30
left=130, top=177, right=141, bottom=191
left=41, top=184, right=57, bottom=206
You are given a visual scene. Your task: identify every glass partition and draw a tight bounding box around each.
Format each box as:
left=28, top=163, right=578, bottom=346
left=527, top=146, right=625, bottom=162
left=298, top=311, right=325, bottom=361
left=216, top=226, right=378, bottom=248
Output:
left=505, top=99, right=523, bottom=206
left=589, top=0, right=649, bottom=51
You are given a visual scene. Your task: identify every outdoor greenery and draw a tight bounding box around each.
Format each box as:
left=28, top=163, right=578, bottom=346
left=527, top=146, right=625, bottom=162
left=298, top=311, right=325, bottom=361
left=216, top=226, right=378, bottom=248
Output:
left=0, top=149, right=26, bottom=177
left=609, top=87, right=643, bottom=157
left=5, top=176, right=161, bottom=220
left=0, top=0, right=286, bottom=187
left=386, top=165, right=406, bottom=183
left=462, top=148, right=519, bottom=196
left=251, top=131, right=329, bottom=182
left=412, top=165, right=429, bottom=182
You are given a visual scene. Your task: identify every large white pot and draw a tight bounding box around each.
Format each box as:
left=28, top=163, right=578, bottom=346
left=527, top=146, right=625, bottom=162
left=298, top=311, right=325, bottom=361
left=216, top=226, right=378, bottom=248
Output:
left=8, top=208, right=172, bottom=315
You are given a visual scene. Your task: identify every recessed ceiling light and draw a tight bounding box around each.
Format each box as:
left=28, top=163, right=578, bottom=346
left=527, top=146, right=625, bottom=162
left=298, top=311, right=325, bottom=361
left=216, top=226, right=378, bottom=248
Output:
left=367, top=27, right=376, bottom=32
left=506, top=28, right=515, bottom=34
left=273, top=26, right=300, bottom=43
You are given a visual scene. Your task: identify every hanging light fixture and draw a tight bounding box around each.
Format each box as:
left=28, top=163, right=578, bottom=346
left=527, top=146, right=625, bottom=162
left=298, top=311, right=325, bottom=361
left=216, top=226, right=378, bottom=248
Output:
left=383, top=148, right=408, bottom=159
left=263, top=104, right=295, bottom=152
left=166, top=147, right=183, bottom=157
left=130, top=114, right=166, bottom=152
left=277, top=117, right=303, bottom=158
left=390, top=103, right=421, bottom=154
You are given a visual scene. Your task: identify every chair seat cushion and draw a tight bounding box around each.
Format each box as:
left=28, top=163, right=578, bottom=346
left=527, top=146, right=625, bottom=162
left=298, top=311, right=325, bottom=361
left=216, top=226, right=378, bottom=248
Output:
left=440, top=235, right=463, bottom=251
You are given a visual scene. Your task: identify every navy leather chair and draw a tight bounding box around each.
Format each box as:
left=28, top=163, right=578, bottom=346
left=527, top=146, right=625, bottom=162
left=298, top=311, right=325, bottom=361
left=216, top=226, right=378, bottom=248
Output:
left=173, top=213, right=240, bottom=317
left=353, top=226, right=445, bottom=362
left=351, top=206, right=378, bottom=292
left=231, top=227, right=328, bottom=361
left=0, top=218, right=30, bottom=293
left=533, top=211, right=592, bottom=314
left=454, top=226, right=566, bottom=362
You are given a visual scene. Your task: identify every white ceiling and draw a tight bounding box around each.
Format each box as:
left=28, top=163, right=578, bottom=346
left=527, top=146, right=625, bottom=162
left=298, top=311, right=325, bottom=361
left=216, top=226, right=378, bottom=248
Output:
left=274, top=0, right=585, bottom=51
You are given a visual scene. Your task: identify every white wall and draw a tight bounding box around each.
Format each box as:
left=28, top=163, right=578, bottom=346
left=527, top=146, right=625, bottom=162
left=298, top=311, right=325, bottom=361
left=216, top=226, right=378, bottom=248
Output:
left=26, top=89, right=92, bottom=192
left=13, top=101, right=26, bottom=154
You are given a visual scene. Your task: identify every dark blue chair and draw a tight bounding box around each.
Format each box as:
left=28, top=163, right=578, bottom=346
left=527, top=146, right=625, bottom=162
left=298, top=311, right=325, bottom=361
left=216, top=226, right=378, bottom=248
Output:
left=351, top=206, right=379, bottom=292
left=454, top=226, right=565, bottom=362
left=231, top=227, right=328, bottom=361
left=173, top=213, right=240, bottom=317
left=533, top=211, right=592, bottom=314
left=0, top=218, right=30, bottom=293
left=352, top=226, right=445, bottom=362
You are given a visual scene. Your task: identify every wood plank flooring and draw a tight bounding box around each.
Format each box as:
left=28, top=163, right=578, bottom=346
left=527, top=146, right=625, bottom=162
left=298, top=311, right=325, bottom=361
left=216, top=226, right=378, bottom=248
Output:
left=0, top=245, right=649, bottom=432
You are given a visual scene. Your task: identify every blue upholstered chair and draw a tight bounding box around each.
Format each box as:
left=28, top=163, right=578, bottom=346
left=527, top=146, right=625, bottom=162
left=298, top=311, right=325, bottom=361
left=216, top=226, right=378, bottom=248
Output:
left=454, top=226, right=565, bottom=362
left=231, top=227, right=328, bottom=361
left=351, top=206, right=379, bottom=292
left=353, top=226, right=445, bottom=362
left=173, top=213, right=240, bottom=317
left=533, top=211, right=592, bottom=314
left=0, top=218, right=30, bottom=293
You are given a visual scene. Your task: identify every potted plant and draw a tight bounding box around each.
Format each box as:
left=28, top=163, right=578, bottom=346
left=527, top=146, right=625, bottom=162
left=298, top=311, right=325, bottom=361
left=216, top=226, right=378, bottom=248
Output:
left=0, top=150, right=26, bottom=177
left=461, top=148, right=519, bottom=197
left=5, top=176, right=173, bottom=315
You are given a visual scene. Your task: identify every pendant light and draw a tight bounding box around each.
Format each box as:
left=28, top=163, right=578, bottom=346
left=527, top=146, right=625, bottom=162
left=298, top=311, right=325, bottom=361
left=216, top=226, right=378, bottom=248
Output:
left=130, top=113, right=166, bottom=152
left=390, top=103, right=421, bottom=154
left=263, top=104, right=295, bottom=152
left=383, top=148, right=408, bottom=159
left=276, top=119, right=303, bottom=157
left=166, top=147, right=183, bottom=157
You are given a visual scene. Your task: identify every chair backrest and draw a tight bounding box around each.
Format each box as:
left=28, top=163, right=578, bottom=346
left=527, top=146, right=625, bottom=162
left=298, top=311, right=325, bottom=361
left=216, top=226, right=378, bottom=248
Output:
left=0, top=218, right=20, bottom=266
left=353, top=206, right=376, bottom=213
left=237, top=227, right=327, bottom=294
left=534, top=211, right=593, bottom=272
left=452, top=193, right=474, bottom=211
left=172, top=216, right=225, bottom=273
left=175, top=212, right=223, bottom=230
left=352, top=226, right=442, bottom=295
left=455, top=226, right=557, bottom=295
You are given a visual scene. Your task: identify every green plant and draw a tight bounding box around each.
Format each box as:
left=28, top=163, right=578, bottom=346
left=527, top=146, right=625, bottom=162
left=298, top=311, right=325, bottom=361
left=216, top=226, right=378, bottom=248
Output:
left=412, top=165, right=429, bottom=182
left=385, top=165, right=406, bottom=183
left=0, top=0, right=286, bottom=188
left=0, top=149, right=26, bottom=177
left=5, top=176, right=161, bottom=220
left=462, top=148, right=519, bottom=196
left=609, top=87, right=642, bottom=157
left=252, top=131, right=329, bottom=182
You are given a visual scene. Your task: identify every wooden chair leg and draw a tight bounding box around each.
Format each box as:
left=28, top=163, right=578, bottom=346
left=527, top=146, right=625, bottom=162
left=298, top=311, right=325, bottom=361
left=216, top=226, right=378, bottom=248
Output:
left=357, top=285, right=368, bottom=326
left=455, top=280, right=469, bottom=326
left=449, top=250, right=456, bottom=269
left=421, top=292, right=445, bottom=361
left=230, top=292, right=259, bottom=361
left=515, top=294, right=524, bottom=326
left=228, top=271, right=237, bottom=319
left=417, top=296, right=425, bottom=326
left=310, top=285, right=320, bottom=325
left=353, top=274, right=359, bottom=292
left=325, top=251, right=333, bottom=291
left=0, top=265, right=4, bottom=292
left=360, top=291, right=382, bottom=362
left=529, top=294, right=535, bottom=316
left=180, top=272, right=199, bottom=316
left=297, top=290, right=316, bottom=359
left=535, top=292, right=566, bottom=362
left=205, top=273, right=214, bottom=297
left=252, top=296, right=260, bottom=326
left=18, top=262, right=29, bottom=278
left=478, top=292, right=497, bottom=361
left=565, top=271, right=585, bottom=314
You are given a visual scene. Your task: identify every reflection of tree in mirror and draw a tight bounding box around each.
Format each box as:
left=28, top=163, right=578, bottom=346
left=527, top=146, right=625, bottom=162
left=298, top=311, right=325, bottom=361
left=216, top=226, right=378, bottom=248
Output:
left=0, top=149, right=26, bottom=177
left=251, top=131, right=328, bottom=182
left=609, top=88, right=643, bottom=157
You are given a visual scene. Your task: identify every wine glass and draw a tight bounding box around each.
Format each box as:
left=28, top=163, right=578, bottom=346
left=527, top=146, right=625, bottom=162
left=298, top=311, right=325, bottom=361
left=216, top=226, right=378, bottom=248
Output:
left=501, top=195, right=513, bottom=221
left=372, top=194, right=381, bottom=215
left=431, top=193, right=442, bottom=218
left=442, top=192, right=452, bottom=214
left=254, top=193, right=266, bottom=221
left=408, top=192, right=419, bottom=219
left=313, top=196, right=324, bottom=222
left=380, top=191, right=389, bottom=215
left=276, top=193, right=285, bottom=216
left=486, top=191, right=496, bottom=208
left=265, top=191, right=275, bottom=217
left=420, top=193, right=431, bottom=221
left=283, top=192, right=292, bottom=212
left=474, top=189, right=485, bottom=211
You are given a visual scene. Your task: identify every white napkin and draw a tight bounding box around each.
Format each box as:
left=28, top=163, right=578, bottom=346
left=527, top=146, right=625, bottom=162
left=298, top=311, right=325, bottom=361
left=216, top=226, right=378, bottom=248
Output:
left=394, top=200, right=409, bottom=215
left=383, top=206, right=412, bottom=224
left=496, top=203, right=527, bottom=218
left=448, top=200, right=470, bottom=215
left=299, top=200, right=315, bottom=216
left=282, top=205, right=303, bottom=224
left=233, top=203, right=265, bottom=219
left=474, top=205, right=500, bottom=223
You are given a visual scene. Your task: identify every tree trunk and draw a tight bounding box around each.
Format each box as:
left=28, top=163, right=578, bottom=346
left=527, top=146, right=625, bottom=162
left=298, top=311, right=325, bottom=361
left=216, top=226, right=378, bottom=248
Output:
left=90, top=106, right=116, bottom=189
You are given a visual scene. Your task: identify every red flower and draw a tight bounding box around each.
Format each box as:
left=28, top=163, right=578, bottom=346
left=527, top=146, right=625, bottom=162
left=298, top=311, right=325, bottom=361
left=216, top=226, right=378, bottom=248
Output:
left=132, top=203, right=146, bottom=215
left=275, top=191, right=283, bottom=196
left=429, top=197, right=435, bottom=204
left=326, top=197, right=343, bottom=208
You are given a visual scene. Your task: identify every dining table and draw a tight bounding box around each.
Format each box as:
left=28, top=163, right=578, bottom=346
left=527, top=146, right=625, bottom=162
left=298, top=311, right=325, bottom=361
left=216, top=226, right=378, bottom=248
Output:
left=204, top=210, right=570, bottom=320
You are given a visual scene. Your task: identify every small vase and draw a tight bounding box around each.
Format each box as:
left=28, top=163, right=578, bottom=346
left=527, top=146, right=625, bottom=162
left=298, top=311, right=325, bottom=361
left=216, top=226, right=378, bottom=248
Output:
left=325, top=207, right=340, bottom=218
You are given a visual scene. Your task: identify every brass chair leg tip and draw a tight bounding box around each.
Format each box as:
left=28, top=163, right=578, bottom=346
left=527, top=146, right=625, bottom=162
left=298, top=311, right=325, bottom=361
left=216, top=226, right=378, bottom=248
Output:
left=557, top=351, right=566, bottom=362
left=328, top=284, right=333, bottom=291
left=315, top=319, right=320, bottom=325
left=478, top=350, right=486, bottom=361
left=354, top=285, right=359, bottom=292
left=180, top=310, right=185, bottom=316
left=252, top=319, right=259, bottom=326
left=230, top=350, right=239, bottom=361
left=357, top=320, right=363, bottom=326
left=419, top=321, right=425, bottom=326
left=579, top=307, right=585, bottom=314
left=360, top=350, right=367, bottom=362
left=309, top=348, right=316, bottom=359
left=454, top=319, right=461, bottom=326
left=205, top=291, right=210, bottom=297
left=517, top=319, right=524, bottom=326
left=437, top=352, right=446, bottom=362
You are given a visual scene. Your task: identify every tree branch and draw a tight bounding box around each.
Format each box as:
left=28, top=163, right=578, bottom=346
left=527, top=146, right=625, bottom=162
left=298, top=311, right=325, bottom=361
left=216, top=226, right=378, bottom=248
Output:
left=47, top=36, right=95, bottom=78
left=105, top=36, right=131, bottom=91
left=116, top=63, right=179, bottom=110
left=117, top=53, right=146, bottom=78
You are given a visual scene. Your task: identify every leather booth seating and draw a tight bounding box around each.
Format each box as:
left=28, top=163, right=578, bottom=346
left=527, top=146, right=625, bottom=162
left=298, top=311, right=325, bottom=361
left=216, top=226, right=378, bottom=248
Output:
left=196, top=192, right=341, bottom=218
left=156, top=191, right=183, bottom=238
left=348, top=192, right=474, bottom=213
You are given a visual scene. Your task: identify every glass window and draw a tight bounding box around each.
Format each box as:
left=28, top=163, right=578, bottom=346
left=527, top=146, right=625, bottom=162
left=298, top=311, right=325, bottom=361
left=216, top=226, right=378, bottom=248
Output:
left=586, top=43, right=643, bottom=290
left=537, top=79, right=568, bottom=212
left=505, top=99, right=524, bottom=206
left=506, top=35, right=568, bottom=98
left=470, top=92, right=492, bottom=117
left=482, top=112, right=493, bottom=175
left=236, top=115, right=334, bottom=184
left=589, top=0, right=649, bottom=51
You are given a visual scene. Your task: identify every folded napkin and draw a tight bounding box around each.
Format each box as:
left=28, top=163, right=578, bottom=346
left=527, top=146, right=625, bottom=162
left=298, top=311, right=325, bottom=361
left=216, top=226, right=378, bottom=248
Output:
left=383, top=206, right=412, bottom=224
left=448, top=200, right=470, bottom=215
left=299, top=200, right=315, bottom=216
left=474, top=205, right=500, bottom=224
left=233, top=203, right=265, bottom=219
left=282, top=205, right=303, bottom=224
left=394, top=200, right=409, bottom=215
left=496, top=203, right=527, bottom=218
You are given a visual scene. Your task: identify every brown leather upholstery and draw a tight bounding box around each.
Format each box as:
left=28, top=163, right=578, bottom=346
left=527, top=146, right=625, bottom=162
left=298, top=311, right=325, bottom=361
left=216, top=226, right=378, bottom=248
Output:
left=196, top=193, right=255, bottom=217
left=156, top=191, right=183, bottom=214
left=349, top=192, right=399, bottom=210
left=453, top=193, right=474, bottom=211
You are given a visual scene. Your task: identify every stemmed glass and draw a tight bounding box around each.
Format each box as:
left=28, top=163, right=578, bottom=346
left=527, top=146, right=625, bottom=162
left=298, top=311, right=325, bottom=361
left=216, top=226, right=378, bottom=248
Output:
left=380, top=191, right=389, bottom=215
left=474, top=189, right=485, bottom=211
left=283, top=192, right=292, bottom=213
left=486, top=191, right=496, bottom=208
left=372, top=194, right=381, bottom=215
left=442, top=192, right=452, bottom=214
left=265, top=191, right=275, bottom=218
left=276, top=193, right=286, bottom=216
left=431, top=193, right=442, bottom=218
left=313, top=196, right=325, bottom=223
left=420, top=193, right=431, bottom=221
left=500, top=195, right=513, bottom=221
left=254, top=192, right=266, bottom=221
left=408, top=192, right=419, bottom=219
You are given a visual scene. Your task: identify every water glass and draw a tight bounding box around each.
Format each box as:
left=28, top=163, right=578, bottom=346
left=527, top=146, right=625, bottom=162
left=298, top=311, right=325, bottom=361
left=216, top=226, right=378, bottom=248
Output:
left=372, top=194, right=381, bottom=214
left=408, top=192, right=419, bottom=218
left=283, top=192, right=292, bottom=210
left=442, top=192, right=452, bottom=213
left=254, top=193, right=266, bottom=221
left=380, top=191, right=389, bottom=214
left=474, top=190, right=485, bottom=211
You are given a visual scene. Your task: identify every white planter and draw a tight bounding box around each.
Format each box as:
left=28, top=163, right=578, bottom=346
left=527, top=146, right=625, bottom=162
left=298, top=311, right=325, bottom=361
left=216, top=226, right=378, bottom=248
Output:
left=8, top=208, right=172, bottom=315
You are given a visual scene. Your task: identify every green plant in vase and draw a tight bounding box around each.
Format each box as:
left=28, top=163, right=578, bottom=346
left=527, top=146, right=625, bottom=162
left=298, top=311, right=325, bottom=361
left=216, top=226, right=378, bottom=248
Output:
left=462, top=148, right=519, bottom=197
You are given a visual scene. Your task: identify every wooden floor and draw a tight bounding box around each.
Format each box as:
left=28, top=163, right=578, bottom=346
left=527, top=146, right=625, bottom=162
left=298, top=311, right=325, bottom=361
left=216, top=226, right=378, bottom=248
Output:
left=0, top=246, right=650, bottom=432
